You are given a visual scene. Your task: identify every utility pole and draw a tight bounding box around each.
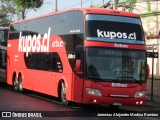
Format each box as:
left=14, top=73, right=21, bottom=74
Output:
left=55, top=0, right=58, bottom=12
left=156, top=0, right=159, bottom=75
left=81, top=0, right=82, bottom=8
left=113, top=0, right=117, bottom=10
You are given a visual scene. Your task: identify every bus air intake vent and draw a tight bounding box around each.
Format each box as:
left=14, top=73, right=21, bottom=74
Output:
left=109, top=94, right=129, bottom=98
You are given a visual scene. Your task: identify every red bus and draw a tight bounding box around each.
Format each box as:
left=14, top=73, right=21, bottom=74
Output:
left=7, top=8, right=148, bottom=107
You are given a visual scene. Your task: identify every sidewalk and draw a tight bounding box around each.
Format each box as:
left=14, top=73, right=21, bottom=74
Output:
left=122, top=98, right=160, bottom=112
left=122, top=95, right=160, bottom=112
left=146, top=95, right=160, bottom=110
left=147, top=94, right=160, bottom=104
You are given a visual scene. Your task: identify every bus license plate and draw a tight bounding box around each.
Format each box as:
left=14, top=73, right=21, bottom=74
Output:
left=113, top=102, right=122, bottom=106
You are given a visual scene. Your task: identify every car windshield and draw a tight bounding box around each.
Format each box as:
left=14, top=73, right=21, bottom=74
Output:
left=86, top=48, right=146, bottom=83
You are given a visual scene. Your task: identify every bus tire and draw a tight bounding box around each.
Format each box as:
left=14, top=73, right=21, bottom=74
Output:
left=61, top=82, right=69, bottom=106
left=13, top=75, right=18, bottom=92
left=18, top=75, right=23, bottom=93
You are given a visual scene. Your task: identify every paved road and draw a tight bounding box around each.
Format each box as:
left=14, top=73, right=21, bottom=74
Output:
left=0, top=83, right=160, bottom=120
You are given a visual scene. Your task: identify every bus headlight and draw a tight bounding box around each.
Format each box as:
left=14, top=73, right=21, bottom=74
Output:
left=134, top=91, right=146, bottom=98
left=86, top=88, right=102, bottom=96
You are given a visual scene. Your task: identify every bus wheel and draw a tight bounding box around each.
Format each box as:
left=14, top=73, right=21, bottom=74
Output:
left=18, top=76, right=23, bottom=93
left=13, top=76, right=18, bottom=91
left=61, top=82, right=69, bottom=106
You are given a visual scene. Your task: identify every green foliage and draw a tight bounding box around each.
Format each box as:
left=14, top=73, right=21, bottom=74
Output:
left=13, top=0, right=43, bottom=19
left=0, top=14, right=10, bottom=27
left=0, top=0, right=15, bottom=26
left=147, top=0, right=151, bottom=12
left=118, top=0, right=137, bottom=12
left=91, top=0, right=137, bottom=11
left=13, top=0, right=43, bottom=10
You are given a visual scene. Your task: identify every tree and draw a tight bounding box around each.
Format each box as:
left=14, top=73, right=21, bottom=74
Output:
left=0, top=14, right=9, bottom=27
left=91, top=0, right=137, bottom=12
left=0, top=0, right=15, bottom=26
left=13, top=0, right=43, bottom=19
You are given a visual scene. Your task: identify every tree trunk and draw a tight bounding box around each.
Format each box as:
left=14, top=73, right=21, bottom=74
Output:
left=21, top=7, right=26, bottom=20
left=22, top=10, right=25, bottom=19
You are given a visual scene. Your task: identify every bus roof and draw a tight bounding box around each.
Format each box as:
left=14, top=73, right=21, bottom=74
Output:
left=11, top=8, right=140, bottom=24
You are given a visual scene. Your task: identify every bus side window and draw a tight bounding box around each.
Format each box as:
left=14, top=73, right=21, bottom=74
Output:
left=29, top=54, right=35, bottom=69
left=75, top=45, right=83, bottom=60
left=0, top=50, right=6, bottom=68
left=0, top=31, right=4, bottom=43
left=43, top=53, right=51, bottom=71
left=51, top=53, right=63, bottom=73
left=24, top=53, right=32, bottom=68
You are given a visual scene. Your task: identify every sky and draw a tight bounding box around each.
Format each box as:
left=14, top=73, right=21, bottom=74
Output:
left=26, top=0, right=111, bottom=18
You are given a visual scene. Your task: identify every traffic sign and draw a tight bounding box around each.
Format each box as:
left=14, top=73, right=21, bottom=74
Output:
left=147, top=52, right=158, bottom=58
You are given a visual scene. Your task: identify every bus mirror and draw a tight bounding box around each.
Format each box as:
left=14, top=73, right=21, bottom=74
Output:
left=146, top=64, right=150, bottom=79
left=75, top=59, right=83, bottom=74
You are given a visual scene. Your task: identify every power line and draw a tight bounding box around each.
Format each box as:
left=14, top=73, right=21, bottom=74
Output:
left=60, top=0, right=90, bottom=10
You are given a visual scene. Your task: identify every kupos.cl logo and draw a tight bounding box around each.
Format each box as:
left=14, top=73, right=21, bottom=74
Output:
left=18, top=27, right=51, bottom=57
left=97, top=29, right=137, bottom=40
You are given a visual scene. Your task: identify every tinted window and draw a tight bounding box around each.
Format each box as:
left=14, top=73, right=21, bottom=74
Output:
left=61, top=34, right=84, bottom=71
left=9, top=11, right=84, bottom=40
left=24, top=52, right=63, bottom=72
left=86, top=48, right=146, bottom=83
left=0, top=50, right=6, bottom=69
left=86, top=14, right=144, bottom=44
left=0, top=29, right=8, bottom=46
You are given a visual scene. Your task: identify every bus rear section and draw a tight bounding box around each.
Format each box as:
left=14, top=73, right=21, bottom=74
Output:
left=0, top=27, right=8, bottom=82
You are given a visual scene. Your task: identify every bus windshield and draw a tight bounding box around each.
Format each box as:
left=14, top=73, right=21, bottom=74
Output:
left=86, top=14, right=144, bottom=44
left=86, top=48, right=146, bottom=83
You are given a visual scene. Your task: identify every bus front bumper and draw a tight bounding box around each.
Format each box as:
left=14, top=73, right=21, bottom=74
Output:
left=82, top=94, right=146, bottom=106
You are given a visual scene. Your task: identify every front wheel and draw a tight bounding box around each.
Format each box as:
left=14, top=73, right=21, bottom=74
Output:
left=61, top=82, right=69, bottom=106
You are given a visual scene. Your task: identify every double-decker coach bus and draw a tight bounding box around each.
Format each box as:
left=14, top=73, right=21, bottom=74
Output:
left=0, top=27, right=9, bottom=82
left=7, top=8, right=148, bottom=107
